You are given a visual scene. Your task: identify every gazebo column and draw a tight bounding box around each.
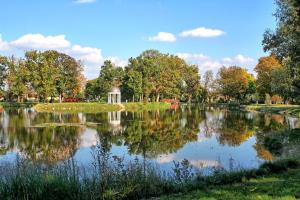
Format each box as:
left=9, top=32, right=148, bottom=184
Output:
left=118, top=93, right=121, bottom=103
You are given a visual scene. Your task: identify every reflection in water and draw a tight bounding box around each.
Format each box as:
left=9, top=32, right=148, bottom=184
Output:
left=0, top=106, right=299, bottom=171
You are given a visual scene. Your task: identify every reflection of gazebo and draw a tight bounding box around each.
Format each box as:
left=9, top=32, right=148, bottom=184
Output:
left=108, top=87, right=121, bottom=104
left=108, top=111, right=123, bottom=135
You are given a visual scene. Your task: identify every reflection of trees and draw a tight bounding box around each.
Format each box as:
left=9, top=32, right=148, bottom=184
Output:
left=93, top=106, right=204, bottom=158
left=215, top=111, right=256, bottom=146
left=254, top=114, right=300, bottom=161
left=253, top=143, right=273, bottom=161
left=0, top=109, right=83, bottom=162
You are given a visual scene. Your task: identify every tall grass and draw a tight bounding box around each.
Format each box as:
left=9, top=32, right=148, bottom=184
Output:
left=0, top=146, right=298, bottom=200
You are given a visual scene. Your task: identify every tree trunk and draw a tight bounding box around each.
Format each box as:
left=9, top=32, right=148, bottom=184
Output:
left=156, top=94, right=160, bottom=102
left=132, top=95, right=135, bottom=102
left=59, top=93, right=62, bottom=103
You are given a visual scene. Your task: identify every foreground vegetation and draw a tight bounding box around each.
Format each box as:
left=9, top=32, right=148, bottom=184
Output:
left=0, top=145, right=299, bottom=200
left=33, top=102, right=171, bottom=113
left=245, top=104, right=300, bottom=116
left=156, top=168, right=300, bottom=200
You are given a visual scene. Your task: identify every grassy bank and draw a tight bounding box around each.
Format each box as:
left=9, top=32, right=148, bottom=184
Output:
left=33, top=102, right=171, bottom=113
left=156, top=167, right=300, bottom=199
left=0, top=147, right=299, bottom=200
left=124, top=102, right=171, bottom=111
left=34, top=102, right=123, bottom=113
left=0, top=102, right=37, bottom=108
left=245, top=104, right=300, bottom=116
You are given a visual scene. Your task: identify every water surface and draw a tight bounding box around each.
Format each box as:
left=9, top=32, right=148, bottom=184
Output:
left=0, top=105, right=299, bottom=172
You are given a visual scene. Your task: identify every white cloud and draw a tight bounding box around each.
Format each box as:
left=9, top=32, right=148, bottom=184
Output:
left=11, top=34, right=71, bottom=49
left=177, top=53, right=256, bottom=73
left=0, top=35, right=10, bottom=51
left=180, top=27, right=225, bottom=38
left=149, top=32, right=176, bottom=42
left=0, top=33, right=125, bottom=79
left=74, top=0, right=96, bottom=4
left=106, top=56, right=128, bottom=67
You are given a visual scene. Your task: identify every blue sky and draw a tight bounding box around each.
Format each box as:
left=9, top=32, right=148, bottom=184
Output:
left=0, top=0, right=276, bottom=79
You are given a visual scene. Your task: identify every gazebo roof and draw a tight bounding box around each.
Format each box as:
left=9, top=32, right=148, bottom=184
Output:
left=109, top=86, right=121, bottom=93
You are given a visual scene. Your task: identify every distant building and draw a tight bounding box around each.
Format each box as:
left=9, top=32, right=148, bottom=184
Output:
left=108, top=86, right=121, bottom=104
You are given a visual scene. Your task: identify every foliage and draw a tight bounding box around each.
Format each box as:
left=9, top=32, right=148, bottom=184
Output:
left=271, top=66, right=294, bottom=102
left=0, top=50, right=84, bottom=102
left=263, top=0, right=300, bottom=101
left=96, top=60, right=124, bottom=101
left=217, top=66, right=253, bottom=102
left=0, top=56, right=8, bottom=97
left=265, top=93, right=272, bottom=105
left=254, top=55, right=282, bottom=100
left=0, top=155, right=298, bottom=200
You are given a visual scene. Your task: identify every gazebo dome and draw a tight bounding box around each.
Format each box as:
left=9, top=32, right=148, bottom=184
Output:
left=110, top=86, right=121, bottom=93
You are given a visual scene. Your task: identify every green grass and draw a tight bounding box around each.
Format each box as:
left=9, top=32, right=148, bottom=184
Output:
left=245, top=104, right=300, bottom=116
left=33, top=102, right=171, bottom=113
left=155, top=169, right=300, bottom=200
left=124, top=102, right=171, bottom=111
left=34, top=102, right=123, bottom=113
left=0, top=151, right=299, bottom=200
left=0, top=102, right=37, bottom=108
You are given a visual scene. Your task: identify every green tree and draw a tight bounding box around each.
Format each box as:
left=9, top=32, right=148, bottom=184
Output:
left=0, top=56, right=8, bottom=98
left=263, top=0, right=300, bottom=100
left=201, top=70, right=214, bottom=103
left=122, top=68, right=142, bottom=102
left=254, top=56, right=281, bottom=99
left=25, top=51, right=58, bottom=102
left=97, top=60, right=124, bottom=101
left=217, top=66, right=252, bottom=102
left=85, top=78, right=99, bottom=100
left=271, top=66, right=294, bottom=103
left=7, top=57, right=30, bottom=102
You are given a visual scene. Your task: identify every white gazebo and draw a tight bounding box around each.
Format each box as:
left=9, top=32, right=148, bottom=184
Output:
left=108, top=86, right=121, bottom=104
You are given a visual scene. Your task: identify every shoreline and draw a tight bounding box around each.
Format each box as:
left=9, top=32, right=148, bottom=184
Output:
left=33, top=102, right=171, bottom=113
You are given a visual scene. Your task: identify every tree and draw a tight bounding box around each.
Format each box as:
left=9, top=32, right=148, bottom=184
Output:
left=263, top=0, right=300, bottom=100
left=0, top=56, right=8, bottom=98
left=124, top=50, right=201, bottom=102
left=25, top=51, right=58, bottom=102
left=85, top=78, right=99, bottom=100
left=7, top=57, right=30, bottom=102
left=202, top=70, right=214, bottom=103
left=254, top=56, right=282, bottom=99
left=271, top=66, right=293, bottom=103
left=97, top=60, right=124, bottom=101
left=122, top=68, right=142, bottom=102
left=217, top=66, right=252, bottom=102
left=181, top=64, right=201, bottom=103
left=24, top=50, right=84, bottom=102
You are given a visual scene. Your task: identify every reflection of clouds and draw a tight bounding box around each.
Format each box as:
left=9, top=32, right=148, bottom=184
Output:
left=156, top=154, right=175, bottom=164
left=197, top=133, right=209, bottom=142
left=155, top=154, right=221, bottom=169
left=80, top=129, right=98, bottom=148
left=286, top=117, right=300, bottom=129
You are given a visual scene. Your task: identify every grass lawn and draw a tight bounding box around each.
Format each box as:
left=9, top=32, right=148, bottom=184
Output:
left=33, top=102, right=171, bottom=113
left=154, top=168, right=300, bottom=200
left=34, top=102, right=123, bottom=113
left=124, top=102, right=171, bottom=111
left=245, top=104, right=300, bottom=116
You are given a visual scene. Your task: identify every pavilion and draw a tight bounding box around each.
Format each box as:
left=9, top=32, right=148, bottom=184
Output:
left=108, top=86, right=121, bottom=104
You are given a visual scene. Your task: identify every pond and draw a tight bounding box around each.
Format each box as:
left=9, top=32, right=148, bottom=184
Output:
left=0, top=105, right=299, bottom=172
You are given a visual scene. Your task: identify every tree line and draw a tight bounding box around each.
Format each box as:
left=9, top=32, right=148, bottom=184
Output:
left=0, top=0, right=299, bottom=104
left=0, top=50, right=84, bottom=102
left=86, top=50, right=201, bottom=103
